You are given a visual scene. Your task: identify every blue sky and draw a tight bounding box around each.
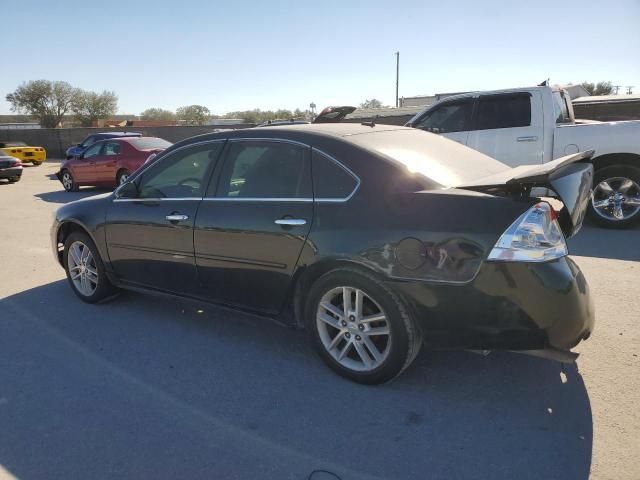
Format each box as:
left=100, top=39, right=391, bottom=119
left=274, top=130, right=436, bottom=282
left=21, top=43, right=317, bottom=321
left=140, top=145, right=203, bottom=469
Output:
left=2, top=0, right=639, bottom=115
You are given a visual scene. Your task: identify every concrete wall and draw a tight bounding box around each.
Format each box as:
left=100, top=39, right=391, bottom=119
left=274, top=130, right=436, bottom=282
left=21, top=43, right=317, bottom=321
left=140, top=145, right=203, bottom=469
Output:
left=0, top=125, right=248, bottom=159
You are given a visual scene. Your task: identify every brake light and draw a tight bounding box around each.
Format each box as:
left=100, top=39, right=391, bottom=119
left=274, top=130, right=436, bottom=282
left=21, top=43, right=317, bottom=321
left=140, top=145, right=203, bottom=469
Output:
left=487, top=202, right=567, bottom=262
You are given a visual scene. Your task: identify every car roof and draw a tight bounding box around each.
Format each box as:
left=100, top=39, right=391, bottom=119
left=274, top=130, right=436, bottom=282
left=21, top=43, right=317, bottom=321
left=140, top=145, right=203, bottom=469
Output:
left=241, top=123, right=410, bottom=138
left=93, top=136, right=161, bottom=144
left=92, top=132, right=142, bottom=137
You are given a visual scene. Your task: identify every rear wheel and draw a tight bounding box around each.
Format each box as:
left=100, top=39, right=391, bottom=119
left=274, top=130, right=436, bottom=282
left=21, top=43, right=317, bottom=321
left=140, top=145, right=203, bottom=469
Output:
left=61, top=169, right=78, bottom=192
left=8, top=177, right=20, bottom=183
left=116, top=169, right=131, bottom=186
left=32, top=161, right=43, bottom=166
left=588, top=165, right=640, bottom=228
left=63, top=231, right=117, bottom=303
left=306, top=268, right=423, bottom=384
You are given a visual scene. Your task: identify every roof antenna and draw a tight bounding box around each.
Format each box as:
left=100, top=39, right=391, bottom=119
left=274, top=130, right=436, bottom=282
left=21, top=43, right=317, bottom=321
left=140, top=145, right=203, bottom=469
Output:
left=361, top=115, right=378, bottom=128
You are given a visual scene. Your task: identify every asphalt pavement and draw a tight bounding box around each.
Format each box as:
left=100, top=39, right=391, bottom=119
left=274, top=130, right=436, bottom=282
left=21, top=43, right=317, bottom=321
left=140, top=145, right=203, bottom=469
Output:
left=0, top=162, right=638, bottom=480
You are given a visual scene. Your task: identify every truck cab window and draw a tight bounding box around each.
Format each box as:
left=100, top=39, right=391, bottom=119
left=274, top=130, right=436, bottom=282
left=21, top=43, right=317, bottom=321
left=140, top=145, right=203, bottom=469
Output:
left=413, top=100, right=472, bottom=133
left=475, top=94, right=531, bottom=130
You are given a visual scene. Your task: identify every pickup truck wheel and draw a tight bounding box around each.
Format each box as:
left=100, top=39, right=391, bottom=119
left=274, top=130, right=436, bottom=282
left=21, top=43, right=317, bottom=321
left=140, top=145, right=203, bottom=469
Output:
left=588, top=165, right=640, bottom=228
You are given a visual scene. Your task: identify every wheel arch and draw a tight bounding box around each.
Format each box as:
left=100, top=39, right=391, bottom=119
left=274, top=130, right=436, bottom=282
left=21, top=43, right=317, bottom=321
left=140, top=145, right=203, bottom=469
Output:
left=591, top=153, right=640, bottom=172
left=55, top=220, right=98, bottom=266
left=290, top=258, right=389, bottom=329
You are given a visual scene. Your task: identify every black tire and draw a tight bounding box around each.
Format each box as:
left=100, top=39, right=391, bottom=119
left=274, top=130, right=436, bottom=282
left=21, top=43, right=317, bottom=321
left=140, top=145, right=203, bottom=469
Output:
left=8, top=177, right=20, bottom=183
left=588, top=165, right=640, bottom=229
left=60, top=169, right=78, bottom=192
left=116, top=169, right=131, bottom=186
left=63, top=231, right=117, bottom=303
left=32, top=161, right=42, bottom=166
left=305, top=267, right=423, bottom=384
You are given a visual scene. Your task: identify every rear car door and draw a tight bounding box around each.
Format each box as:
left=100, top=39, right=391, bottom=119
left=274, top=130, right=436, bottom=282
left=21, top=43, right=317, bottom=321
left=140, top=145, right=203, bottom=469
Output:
left=411, top=98, right=473, bottom=145
left=105, top=141, right=224, bottom=293
left=194, top=139, right=313, bottom=314
left=73, top=142, right=104, bottom=183
left=466, top=91, right=544, bottom=166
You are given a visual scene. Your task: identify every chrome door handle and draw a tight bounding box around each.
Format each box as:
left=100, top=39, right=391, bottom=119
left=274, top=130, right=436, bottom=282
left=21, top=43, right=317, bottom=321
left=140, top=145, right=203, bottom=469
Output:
left=517, top=136, right=538, bottom=142
left=275, top=218, right=306, bottom=226
left=166, top=214, right=189, bottom=221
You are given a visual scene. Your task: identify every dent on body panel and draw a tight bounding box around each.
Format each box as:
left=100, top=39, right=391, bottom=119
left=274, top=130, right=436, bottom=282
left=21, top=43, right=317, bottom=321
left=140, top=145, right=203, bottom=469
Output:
left=360, top=235, right=485, bottom=283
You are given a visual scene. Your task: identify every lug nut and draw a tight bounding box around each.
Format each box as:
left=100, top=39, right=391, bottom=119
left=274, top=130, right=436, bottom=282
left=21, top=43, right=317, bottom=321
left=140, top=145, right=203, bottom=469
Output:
left=355, top=335, right=361, bottom=341
left=349, top=315, right=355, bottom=322
left=358, top=324, right=364, bottom=331
left=341, top=320, right=347, bottom=327
left=345, top=333, right=351, bottom=339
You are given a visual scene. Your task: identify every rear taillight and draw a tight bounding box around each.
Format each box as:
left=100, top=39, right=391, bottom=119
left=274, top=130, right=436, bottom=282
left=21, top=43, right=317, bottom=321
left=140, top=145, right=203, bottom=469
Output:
left=487, top=202, right=567, bottom=262
left=13, top=160, right=22, bottom=167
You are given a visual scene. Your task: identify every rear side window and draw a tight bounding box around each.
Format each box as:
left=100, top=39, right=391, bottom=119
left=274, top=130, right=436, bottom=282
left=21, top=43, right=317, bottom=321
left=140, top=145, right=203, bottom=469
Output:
left=215, top=141, right=311, bottom=198
left=312, top=150, right=359, bottom=200
left=475, top=94, right=531, bottom=130
left=103, top=141, right=121, bottom=156
left=553, top=91, right=572, bottom=124
left=413, top=100, right=472, bottom=133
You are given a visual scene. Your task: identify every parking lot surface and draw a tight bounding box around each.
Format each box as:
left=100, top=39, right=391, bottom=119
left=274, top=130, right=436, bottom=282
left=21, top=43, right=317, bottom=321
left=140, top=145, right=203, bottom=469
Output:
left=1, top=162, right=639, bottom=480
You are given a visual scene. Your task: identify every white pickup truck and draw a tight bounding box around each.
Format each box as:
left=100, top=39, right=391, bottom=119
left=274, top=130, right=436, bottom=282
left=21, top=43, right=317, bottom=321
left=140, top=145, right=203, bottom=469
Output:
left=406, top=86, right=640, bottom=228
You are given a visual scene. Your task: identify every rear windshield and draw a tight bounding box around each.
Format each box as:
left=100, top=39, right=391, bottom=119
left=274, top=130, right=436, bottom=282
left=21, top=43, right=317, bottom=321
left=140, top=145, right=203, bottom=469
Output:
left=347, top=129, right=509, bottom=187
left=130, top=138, right=172, bottom=150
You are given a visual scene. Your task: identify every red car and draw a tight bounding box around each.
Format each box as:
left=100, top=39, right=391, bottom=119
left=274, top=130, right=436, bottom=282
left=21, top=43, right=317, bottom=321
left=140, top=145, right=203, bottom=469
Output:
left=57, top=136, right=172, bottom=191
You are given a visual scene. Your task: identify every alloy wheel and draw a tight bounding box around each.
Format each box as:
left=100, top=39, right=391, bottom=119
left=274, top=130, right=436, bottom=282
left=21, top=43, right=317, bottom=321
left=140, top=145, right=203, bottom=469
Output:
left=62, top=172, right=73, bottom=191
left=67, top=241, right=98, bottom=296
left=591, top=176, right=640, bottom=221
left=316, top=286, right=391, bottom=372
left=119, top=172, right=129, bottom=185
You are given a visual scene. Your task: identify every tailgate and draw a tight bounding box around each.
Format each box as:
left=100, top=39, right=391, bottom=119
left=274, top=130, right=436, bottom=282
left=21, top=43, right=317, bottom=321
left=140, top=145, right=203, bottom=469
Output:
left=458, top=150, right=594, bottom=237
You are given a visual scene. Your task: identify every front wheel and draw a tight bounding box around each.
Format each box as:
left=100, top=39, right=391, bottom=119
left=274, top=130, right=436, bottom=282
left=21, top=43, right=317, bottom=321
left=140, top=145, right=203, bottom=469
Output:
left=60, top=169, right=78, bottom=192
left=588, top=165, right=640, bottom=228
left=63, top=231, right=117, bottom=303
left=306, top=268, right=423, bottom=384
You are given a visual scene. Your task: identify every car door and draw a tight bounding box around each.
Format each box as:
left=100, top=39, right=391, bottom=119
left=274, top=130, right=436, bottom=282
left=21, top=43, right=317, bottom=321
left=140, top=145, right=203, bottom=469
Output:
left=466, top=91, right=544, bottom=166
left=95, top=140, right=122, bottom=184
left=105, top=141, right=224, bottom=293
left=73, top=142, right=104, bottom=183
left=194, top=139, right=313, bottom=314
left=411, top=98, right=474, bottom=145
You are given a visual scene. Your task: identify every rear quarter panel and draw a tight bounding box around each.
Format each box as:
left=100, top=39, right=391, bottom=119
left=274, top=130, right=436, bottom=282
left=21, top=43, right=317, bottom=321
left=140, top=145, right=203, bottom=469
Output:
left=553, top=120, right=640, bottom=158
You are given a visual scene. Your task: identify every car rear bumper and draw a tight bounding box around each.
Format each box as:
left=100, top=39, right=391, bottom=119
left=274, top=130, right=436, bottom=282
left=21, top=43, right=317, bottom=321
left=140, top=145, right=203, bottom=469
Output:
left=387, top=256, right=594, bottom=355
left=0, top=167, right=23, bottom=179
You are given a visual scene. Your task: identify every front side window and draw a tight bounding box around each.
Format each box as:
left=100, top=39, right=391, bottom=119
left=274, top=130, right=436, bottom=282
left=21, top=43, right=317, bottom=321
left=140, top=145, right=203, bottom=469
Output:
left=138, top=142, right=223, bottom=199
left=83, top=143, right=103, bottom=159
left=216, top=141, right=311, bottom=198
left=312, top=150, right=358, bottom=200
left=413, top=100, right=472, bottom=133
left=103, top=141, right=121, bottom=156
left=475, top=94, right=531, bottom=130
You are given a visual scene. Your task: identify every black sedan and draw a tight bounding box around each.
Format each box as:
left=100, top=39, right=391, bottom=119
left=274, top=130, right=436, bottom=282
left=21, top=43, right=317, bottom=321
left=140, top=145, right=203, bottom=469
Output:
left=0, top=153, right=22, bottom=183
left=51, top=124, right=595, bottom=384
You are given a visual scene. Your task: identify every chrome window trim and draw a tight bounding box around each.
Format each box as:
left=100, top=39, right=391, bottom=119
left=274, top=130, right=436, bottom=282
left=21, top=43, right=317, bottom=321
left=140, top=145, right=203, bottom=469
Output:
left=226, top=137, right=310, bottom=148
left=113, top=197, right=203, bottom=202
left=113, top=138, right=228, bottom=200
left=311, top=147, right=361, bottom=203
left=202, top=197, right=313, bottom=203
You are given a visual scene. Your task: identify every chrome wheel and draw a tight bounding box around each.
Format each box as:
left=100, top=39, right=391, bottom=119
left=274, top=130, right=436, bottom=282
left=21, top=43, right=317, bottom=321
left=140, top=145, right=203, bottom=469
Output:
left=62, top=171, right=73, bottom=191
left=67, top=241, right=98, bottom=296
left=316, top=286, right=391, bottom=372
left=591, top=177, right=640, bottom=221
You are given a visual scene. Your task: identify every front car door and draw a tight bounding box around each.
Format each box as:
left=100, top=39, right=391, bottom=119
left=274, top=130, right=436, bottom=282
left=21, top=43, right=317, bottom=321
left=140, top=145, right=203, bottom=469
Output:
left=466, top=91, right=544, bottom=166
left=105, top=141, right=225, bottom=293
left=73, top=142, right=104, bottom=183
left=194, top=139, right=313, bottom=314
left=411, top=98, right=474, bottom=145
left=95, top=140, right=122, bottom=184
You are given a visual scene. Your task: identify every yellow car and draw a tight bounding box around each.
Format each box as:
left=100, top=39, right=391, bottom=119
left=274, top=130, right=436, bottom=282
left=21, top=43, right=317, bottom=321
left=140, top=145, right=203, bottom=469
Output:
left=0, top=141, right=46, bottom=165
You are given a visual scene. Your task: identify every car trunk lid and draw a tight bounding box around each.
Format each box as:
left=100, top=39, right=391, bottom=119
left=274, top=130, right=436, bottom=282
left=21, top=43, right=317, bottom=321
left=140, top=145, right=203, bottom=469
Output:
left=456, top=150, right=594, bottom=238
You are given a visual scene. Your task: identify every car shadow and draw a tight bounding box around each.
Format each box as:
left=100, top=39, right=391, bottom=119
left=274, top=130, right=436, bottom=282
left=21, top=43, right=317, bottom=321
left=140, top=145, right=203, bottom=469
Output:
left=35, top=187, right=110, bottom=204
left=0, top=281, right=592, bottom=480
left=568, top=224, right=640, bottom=261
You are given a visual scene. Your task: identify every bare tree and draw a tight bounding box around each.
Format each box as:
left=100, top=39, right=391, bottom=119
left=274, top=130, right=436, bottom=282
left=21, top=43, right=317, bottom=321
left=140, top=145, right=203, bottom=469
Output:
left=580, top=81, right=614, bottom=96
left=72, top=90, right=118, bottom=127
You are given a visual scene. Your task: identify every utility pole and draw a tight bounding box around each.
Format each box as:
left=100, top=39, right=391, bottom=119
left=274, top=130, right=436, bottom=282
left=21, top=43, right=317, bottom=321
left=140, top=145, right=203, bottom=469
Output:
left=395, top=51, right=400, bottom=108
left=613, top=85, right=621, bottom=95
left=626, top=86, right=634, bottom=94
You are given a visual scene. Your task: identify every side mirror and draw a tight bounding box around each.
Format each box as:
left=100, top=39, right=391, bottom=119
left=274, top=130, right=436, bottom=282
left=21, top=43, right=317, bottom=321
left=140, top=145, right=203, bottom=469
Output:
left=115, top=181, right=138, bottom=199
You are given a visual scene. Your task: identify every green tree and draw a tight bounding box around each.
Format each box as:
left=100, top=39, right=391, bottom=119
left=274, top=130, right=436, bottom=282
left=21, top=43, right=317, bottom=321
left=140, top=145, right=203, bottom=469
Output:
left=580, top=81, right=614, bottom=96
left=176, top=105, right=211, bottom=125
left=359, top=98, right=384, bottom=109
left=140, top=107, right=176, bottom=121
left=5, top=80, right=81, bottom=128
left=72, top=90, right=118, bottom=127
